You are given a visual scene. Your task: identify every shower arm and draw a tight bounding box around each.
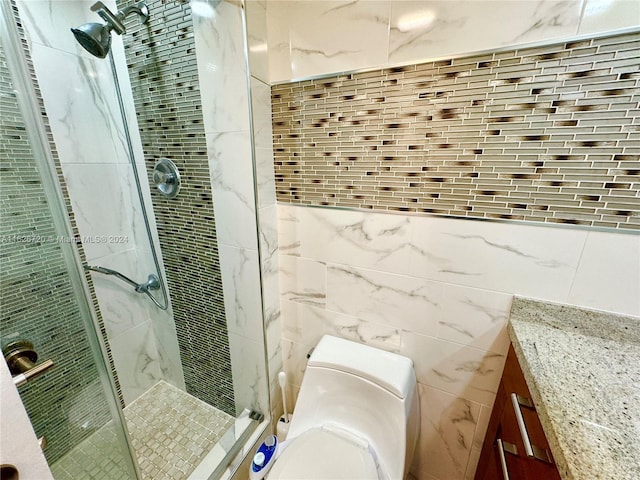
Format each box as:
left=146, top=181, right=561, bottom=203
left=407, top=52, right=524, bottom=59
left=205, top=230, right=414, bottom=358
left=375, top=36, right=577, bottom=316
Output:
left=91, top=1, right=149, bottom=35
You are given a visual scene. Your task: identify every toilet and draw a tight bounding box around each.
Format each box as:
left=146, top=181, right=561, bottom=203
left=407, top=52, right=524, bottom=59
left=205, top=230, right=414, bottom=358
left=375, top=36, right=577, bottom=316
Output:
left=267, top=335, right=420, bottom=480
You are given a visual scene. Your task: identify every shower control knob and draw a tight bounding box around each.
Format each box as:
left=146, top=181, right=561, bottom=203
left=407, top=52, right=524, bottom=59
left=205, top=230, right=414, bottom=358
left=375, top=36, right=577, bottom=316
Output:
left=153, top=158, right=181, bottom=198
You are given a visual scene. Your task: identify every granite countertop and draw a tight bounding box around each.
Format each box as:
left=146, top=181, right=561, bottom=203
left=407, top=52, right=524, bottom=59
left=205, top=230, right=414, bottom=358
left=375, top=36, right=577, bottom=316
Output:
left=508, top=297, right=640, bottom=480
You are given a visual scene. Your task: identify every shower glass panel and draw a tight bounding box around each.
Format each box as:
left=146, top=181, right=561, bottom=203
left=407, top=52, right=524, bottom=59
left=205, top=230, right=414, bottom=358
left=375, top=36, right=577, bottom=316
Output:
left=0, top=2, right=138, bottom=478
left=3, top=0, right=270, bottom=478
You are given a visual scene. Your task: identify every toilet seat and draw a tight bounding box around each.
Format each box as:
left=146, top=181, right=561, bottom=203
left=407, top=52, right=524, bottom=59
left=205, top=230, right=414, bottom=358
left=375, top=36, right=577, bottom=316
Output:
left=267, top=427, right=383, bottom=480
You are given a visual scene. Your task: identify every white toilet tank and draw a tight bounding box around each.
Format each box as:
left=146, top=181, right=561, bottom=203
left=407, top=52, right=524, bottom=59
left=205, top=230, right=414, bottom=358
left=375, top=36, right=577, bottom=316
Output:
left=283, top=335, right=419, bottom=480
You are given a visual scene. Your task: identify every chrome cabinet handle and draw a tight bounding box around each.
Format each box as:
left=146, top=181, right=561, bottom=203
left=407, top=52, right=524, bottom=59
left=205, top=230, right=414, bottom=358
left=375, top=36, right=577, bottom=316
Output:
left=510, top=393, right=553, bottom=464
left=497, top=439, right=517, bottom=480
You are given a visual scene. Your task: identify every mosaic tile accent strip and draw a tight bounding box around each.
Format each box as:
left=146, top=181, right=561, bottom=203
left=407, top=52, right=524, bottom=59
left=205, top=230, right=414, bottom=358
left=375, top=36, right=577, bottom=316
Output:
left=272, top=31, right=640, bottom=230
left=117, top=0, right=235, bottom=414
left=51, top=381, right=235, bottom=480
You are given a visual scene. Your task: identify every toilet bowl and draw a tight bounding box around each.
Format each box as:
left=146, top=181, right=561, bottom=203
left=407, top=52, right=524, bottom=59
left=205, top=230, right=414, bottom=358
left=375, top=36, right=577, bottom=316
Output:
left=267, top=335, right=419, bottom=480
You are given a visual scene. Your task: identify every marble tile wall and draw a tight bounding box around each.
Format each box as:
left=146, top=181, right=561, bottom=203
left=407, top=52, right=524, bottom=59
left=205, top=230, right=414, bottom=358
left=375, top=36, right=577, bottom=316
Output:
left=193, top=0, right=275, bottom=419
left=266, top=0, right=640, bottom=82
left=16, top=0, right=184, bottom=405
left=277, top=203, right=639, bottom=479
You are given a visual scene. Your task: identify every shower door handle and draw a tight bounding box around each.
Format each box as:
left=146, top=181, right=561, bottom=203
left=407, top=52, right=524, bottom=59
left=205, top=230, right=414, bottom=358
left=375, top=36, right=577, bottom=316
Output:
left=3, top=340, right=55, bottom=387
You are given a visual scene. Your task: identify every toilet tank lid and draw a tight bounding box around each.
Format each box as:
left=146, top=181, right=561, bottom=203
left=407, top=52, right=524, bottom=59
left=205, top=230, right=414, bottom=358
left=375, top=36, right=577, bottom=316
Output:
left=308, top=335, right=415, bottom=399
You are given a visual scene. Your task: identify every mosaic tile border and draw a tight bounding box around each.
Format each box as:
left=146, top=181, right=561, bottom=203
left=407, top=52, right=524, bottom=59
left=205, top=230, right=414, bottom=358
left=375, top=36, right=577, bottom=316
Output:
left=272, top=31, right=640, bottom=231
left=117, top=0, right=235, bottom=414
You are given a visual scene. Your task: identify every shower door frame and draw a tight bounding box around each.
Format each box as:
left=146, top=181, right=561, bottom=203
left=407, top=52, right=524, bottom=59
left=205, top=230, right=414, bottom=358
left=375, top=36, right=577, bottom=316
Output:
left=0, top=1, right=141, bottom=477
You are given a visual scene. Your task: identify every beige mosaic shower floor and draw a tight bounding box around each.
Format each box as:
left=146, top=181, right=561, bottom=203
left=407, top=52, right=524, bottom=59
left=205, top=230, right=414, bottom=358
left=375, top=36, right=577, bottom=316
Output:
left=51, top=381, right=235, bottom=480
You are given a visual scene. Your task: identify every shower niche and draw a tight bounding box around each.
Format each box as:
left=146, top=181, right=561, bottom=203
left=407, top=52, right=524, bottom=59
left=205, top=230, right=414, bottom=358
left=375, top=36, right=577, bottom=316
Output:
left=0, top=0, right=277, bottom=478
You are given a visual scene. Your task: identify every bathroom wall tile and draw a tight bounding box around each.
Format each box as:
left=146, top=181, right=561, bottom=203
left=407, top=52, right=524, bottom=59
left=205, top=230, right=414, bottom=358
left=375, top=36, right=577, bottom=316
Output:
left=408, top=215, right=588, bottom=302
left=326, top=264, right=442, bottom=335
left=264, top=1, right=293, bottom=81
left=255, top=147, right=277, bottom=209
left=401, top=332, right=505, bottom=406
left=61, top=163, right=136, bottom=261
left=279, top=255, right=327, bottom=308
left=150, top=305, right=186, bottom=391
left=464, top=447, right=483, bottom=480
left=277, top=204, right=303, bottom=256
left=228, top=332, right=269, bottom=417
left=281, top=339, right=312, bottom=401
left=207, top=130, right=258, bottom=250
left=193, top=0, right=250, bottom=133
left=266, top=316, right=283, bottom=391
left=219, top=245, right=264, bottom=342
left=438, top=285, right=513, bottom=354
left=389, top=1, right=583, bottom=66
left=30, top=43, right=128, bottom=166
left=109, top=321, right=162, bottom=405
left=578, top=0, right=640, bottom=35
left=292, top=206, right=414, bottom=275
left=16, top=0, right=109, bottom=56
left=250, top=75, right=273, bottom=150
left=411, top=384, right=480, bottom=480
left=88, top=249, right=152, bottom=339
left=568, top=231, right=640, bottom=316
left=472, top=405, right=493, bottom=452
left=246, top=1, right=270, bottom=83
left=259, top=205, right=281, bottom=326
left=266, top=0, right=390, bottom=82
left=281, top=299, right=402, bottom=353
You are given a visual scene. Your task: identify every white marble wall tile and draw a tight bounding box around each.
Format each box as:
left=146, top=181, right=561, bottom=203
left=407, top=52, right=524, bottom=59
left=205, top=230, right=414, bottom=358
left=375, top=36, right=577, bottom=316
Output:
left=193, top=0, right=250, bottom=133
left=411, top=384, right=481, bottom=480
left=219, top=245, right=264, bottom=341
left=408, top=215, right=588, bottom=302
left=568, top=231, right=640, bottom=316
left=389, top=1, right=583, bottom=66
left=438, top=284, right=513, bottom=354
left=281, top=299, right=402, bottom=352
left=16, top=0, right=113, bottom=56
left=281, top=339, right=312, bottom=391
left=277, top=204, right=414, bottom=274
left=464, top=446, right=483, bottom=480
left=279, top=255, right=327, bottom=307
left=251, top=77, right=277, bottom=209
left=207, top=131, right=259, bottom=250
left=259, top=205, right=281, bottom=327
left=30, top=43, right=127, bottom=166
left=277, top=204, right=303, bottom=256
left=326, top=264, right=442, bottom=335
left=265, top=0, right=294, bottom=81
left=578, top=0, right=640, bottom=35
left=228, top=332, right=269, bottom=417
left=266, top=317, right=283, bottom=392
left=61, top=163, right=136, bottom=261
left=149, top=305, right=186, bottom=391
left=401, top=332, right=505, bottom=406
left=89, top=249, right=151, bottom=339
left=109, top=321, right=162, bottom=405
left=246, top=1, right=270, bottom=83
left=267, top=0, right=390, bottom=82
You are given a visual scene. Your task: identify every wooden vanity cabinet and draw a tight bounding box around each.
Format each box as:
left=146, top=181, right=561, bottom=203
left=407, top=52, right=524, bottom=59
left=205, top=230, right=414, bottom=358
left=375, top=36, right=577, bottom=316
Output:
left=475, top=345, right=561, bottom=480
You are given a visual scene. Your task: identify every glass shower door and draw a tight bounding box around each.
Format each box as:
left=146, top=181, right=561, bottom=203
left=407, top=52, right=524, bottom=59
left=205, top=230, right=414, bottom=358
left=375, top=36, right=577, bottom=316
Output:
left=0, top=2, right=139, bottom=478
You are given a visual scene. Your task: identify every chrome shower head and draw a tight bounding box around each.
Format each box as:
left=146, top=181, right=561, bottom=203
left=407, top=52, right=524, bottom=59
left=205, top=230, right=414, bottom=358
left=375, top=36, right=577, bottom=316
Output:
left=71, top=1, right=149, bottom=58
left=71, top=22, right=112, bottom=59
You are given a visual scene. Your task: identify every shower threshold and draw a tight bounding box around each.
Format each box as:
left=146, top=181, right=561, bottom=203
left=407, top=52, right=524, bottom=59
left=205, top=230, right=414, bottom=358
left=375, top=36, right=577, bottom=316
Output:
left=50, top=381, right=238, bottom=479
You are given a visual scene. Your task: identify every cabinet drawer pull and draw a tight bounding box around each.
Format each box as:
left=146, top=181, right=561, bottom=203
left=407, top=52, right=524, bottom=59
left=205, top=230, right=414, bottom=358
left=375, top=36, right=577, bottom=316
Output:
left=510, top=393, right=554, bottom=464
left=497, top=439, right=517, bottom=480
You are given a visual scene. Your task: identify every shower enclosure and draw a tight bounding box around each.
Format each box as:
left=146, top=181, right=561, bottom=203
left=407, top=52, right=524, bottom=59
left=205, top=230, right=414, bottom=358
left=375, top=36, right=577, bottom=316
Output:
left=0, top=0, right=278, bottom=478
